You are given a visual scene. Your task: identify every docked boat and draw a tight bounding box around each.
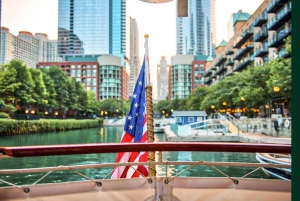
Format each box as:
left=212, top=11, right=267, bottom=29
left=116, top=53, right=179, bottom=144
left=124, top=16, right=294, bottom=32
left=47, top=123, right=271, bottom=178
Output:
left=256, top=138, right=291, bottom=181
left=154, top=122, right=165, bottom=133
left=0, top=142, right=291, bottom=201
left=256, top=152, right=291, bottom=180
left=154, top=119, right=169, bottom=133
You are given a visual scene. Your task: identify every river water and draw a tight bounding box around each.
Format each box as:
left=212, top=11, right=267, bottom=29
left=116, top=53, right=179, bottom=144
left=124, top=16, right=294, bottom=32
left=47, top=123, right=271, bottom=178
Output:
left=0, top=127, right=272, bottom=187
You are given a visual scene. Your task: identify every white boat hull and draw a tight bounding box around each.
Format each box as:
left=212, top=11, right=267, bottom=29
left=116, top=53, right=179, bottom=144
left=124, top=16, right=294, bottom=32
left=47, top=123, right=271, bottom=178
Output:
left=0, top=178, right=291, bottom=201
left=256, top=153, right=291, bottom=181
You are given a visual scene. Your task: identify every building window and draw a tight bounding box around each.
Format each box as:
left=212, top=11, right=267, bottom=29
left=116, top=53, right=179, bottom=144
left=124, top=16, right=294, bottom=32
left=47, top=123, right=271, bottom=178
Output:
left=176, top=117, right=181, bottom=123
left=188, top=117, right=194, bottom=123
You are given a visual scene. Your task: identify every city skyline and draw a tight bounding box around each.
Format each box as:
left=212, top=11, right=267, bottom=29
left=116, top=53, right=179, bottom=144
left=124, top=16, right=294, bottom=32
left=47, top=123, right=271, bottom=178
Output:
left=2, top=0, right=264, bottom=99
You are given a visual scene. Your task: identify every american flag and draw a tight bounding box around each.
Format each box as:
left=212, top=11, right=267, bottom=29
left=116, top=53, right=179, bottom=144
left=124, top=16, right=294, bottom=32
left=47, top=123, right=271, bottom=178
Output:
left=111, top=57, right=149, bottom=179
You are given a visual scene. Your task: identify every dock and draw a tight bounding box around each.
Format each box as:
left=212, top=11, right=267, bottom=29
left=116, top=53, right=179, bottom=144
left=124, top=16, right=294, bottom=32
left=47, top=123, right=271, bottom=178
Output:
left=163, top=126, right=291, bottom=143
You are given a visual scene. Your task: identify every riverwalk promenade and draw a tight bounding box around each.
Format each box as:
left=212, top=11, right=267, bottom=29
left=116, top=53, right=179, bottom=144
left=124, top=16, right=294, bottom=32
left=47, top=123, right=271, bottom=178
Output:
left=163, top=126, right=291, bottom=144
left=103, top=118, right=291, bottom=144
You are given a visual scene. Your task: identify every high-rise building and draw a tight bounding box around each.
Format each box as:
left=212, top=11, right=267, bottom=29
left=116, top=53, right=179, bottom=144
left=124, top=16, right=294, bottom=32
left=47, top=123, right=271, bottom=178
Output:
left=176, top=0, right=215, bottom=56
left=157, top=56, right=169, bottom=100
left=128, top=17, right=140, bottom=96
left=169, top=55, right=210, bottom=100
left=0, top=27, right=61, bottom=68
left=58, top=0, right=128, bottom=64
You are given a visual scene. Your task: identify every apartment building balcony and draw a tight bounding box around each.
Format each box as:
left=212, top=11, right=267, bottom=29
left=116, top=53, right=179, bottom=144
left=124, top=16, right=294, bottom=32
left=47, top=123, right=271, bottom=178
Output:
left=267, top=0, right=283, bottom=13
left=278, top=47, right=291, bottom=58
left=226, top=71, right=233, bottom=76
left=233, top=29, right=253, bottom=48
left=253, top=15, right=268, bottom=27
left=233, top=56, right=254, bottom=72
left=267, top=17, right=284, bottom=31
left=254, top=31, right=268, bottom=42
left=225, top=59, right=234, bottom=66
left=276, top=5, right=291, bottom=24
left=216, top=65, right=227, bottom=74
left=204, top=76, right=212, bottom=85
left=277, top=27, right=291, bottom=41
left=215, top=56, right=227, bottom=66
left=254, top=48, right=269, bottom=57
left=268, top=30, right=290, bottom=48
left=210, top=66, right=217, bottom=70
left=225, top=49, right=234, bottom=55
left=204, top=69, right=212, bottom=77
left=211, top=72, right=217, bottom=79
left=233, top=44, right=254, bottom=60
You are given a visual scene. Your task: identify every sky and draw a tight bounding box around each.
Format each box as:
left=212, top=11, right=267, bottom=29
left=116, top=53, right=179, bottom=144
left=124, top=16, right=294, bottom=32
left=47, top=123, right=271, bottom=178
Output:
left=2, top=0, right=264, bottom=99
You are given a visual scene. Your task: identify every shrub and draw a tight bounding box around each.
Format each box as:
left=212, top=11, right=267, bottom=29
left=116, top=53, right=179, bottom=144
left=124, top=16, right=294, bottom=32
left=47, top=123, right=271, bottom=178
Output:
left=0, top=112, right=10, bottom=119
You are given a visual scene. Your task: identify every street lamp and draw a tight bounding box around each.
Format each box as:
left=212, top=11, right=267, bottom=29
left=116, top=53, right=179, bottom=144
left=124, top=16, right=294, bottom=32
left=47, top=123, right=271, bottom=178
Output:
left=270, top=86, right=281, bottom=117
left=222, top=102, right=227, bottom=114
left=240, top=97, right=245, bottom=116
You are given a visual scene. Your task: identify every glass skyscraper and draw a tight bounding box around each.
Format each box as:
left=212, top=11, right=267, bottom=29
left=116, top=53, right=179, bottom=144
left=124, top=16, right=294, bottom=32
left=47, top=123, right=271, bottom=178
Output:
left=58, top=0, right=127, bottom=59
left=176, top=0, right=215, bottom=56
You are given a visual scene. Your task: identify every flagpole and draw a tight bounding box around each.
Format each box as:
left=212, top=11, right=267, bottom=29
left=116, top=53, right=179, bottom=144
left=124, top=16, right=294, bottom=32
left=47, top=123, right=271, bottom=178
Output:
left=144, top=34, right=156, bottom=177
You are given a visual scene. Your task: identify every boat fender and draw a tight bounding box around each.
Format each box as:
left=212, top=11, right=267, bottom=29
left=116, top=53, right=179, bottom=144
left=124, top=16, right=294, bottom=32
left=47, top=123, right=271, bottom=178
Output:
left=284, top=119, right=290, bottom=128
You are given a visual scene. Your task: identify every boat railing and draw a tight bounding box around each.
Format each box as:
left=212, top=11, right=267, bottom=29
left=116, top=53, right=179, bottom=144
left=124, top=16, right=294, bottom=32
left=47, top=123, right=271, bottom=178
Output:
left=267, top=153, right=292, bottom=162
left=0, top=143, right=291, bottom=200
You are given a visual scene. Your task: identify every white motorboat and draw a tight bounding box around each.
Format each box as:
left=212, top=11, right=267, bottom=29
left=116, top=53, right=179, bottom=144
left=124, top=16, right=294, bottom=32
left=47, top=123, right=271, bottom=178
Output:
left=256, top=152, right=291, bottom=181
left=154, top=119, right=169, bottom=133
left=154, top=122, right=164, bottom=133
left=256, top=138, right=291, bottom=181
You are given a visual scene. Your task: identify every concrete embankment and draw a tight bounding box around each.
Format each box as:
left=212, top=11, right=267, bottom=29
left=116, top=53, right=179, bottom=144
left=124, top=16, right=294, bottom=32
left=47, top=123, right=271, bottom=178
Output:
left=163, top=126, right=291, bottom=143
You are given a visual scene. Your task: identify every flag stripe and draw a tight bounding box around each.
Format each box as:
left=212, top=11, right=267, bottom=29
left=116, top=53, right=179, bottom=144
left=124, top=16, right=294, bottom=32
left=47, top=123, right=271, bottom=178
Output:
left=111, top=56, right=149, bottom=179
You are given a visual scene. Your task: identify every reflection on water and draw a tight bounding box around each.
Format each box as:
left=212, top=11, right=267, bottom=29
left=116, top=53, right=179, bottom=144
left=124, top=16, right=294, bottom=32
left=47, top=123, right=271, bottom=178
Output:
left=0, top=127, right=271, bottom=187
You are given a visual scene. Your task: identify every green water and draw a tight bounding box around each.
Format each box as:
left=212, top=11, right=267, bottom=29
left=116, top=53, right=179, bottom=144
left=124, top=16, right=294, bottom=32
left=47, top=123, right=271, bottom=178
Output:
left=0, top=127, right=271, bottom=187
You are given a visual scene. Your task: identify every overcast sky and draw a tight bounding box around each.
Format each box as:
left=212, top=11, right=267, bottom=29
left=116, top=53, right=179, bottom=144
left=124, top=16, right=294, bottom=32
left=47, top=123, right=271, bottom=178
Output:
left=2, top=0, right=264, bottom=98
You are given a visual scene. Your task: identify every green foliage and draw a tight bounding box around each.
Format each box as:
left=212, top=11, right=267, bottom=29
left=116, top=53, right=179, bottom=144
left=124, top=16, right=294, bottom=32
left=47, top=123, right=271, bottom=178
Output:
left=29, top=68, right=48, bottom=105
left=44, top=66, right=70, bottom=111
left=0, top=64, right=22, bottom=102
left=10, top=59, right=35, bottom=105
left=284, top=36, right=291, bottom=55
left=154, top=100, right=172, bottom=115
left=98, top=98, right=123, bottom=116
left=0, top=112, right=10, bottom=119
left=187, top=86, right=208, bottom=110
left=0, top=119, right=103, bottom=135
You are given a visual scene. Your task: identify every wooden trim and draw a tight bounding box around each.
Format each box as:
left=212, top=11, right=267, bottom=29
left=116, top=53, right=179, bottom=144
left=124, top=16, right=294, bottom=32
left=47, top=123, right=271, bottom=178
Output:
left=0, top=142, right=291, bottom=157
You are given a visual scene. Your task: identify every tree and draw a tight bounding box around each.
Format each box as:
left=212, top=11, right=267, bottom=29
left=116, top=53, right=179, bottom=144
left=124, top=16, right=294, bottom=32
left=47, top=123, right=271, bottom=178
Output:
left=41, top=70, right=57, bottom=110
left=0, top=63, right=21, bottom=110
left=8, top=60, right=35, bottom=108
left=66, top=78, right=79, bottom=112
left=75, top=81, right=88, bottom=113
left=99, top=99, right=122, bottom=117
left=45, top=66, right=70, bottom=112
left=86, top=90, right=99, bottom=114
left=154, top=100, right=171, bottom=116
left=187, top=86, right=208, bottom=110
left=29, top=68, right=48, bottom=112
